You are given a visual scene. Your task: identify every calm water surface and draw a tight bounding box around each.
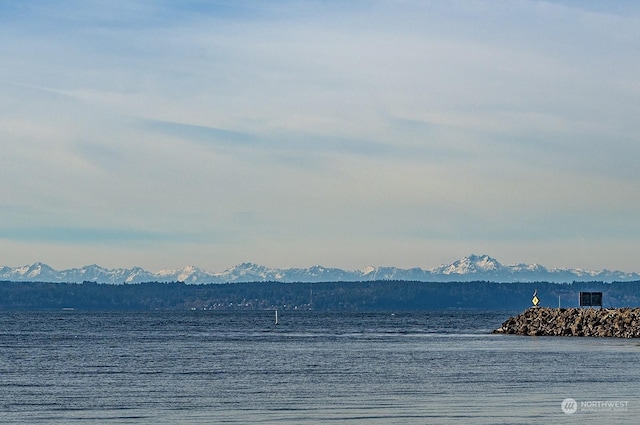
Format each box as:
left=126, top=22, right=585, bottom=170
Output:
left=1, top=311, right=639, bottom=424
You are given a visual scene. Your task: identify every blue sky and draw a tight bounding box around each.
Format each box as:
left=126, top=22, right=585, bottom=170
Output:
left=1, top=0, right=639, bottom=272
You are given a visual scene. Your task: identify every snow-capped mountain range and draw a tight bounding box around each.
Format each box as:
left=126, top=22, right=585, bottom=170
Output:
left=0, top=255, right=638, bottom=284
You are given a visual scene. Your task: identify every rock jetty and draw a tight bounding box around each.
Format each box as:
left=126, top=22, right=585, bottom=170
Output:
left=493, top=307, right=640, bottom=338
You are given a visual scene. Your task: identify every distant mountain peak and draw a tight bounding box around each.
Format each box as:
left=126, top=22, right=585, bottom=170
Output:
left=0, top=255, right=638, bottom=284
left=432, top=254, right=502, bottom=275
left=361, top=266, right=376, bottom=275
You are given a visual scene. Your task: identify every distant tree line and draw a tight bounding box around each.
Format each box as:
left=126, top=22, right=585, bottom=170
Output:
left=1, top=280, right=640, bottom=311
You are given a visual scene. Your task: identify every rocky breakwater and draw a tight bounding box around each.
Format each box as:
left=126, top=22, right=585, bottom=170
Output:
left=493, top=307, right=640, bottom=338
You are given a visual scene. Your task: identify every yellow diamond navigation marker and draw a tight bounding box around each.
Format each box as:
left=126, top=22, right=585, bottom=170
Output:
left=532, top=289, right=539, bottom=306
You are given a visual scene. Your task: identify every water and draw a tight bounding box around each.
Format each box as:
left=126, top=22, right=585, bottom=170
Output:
left=1, top=310, right=639, bottom=424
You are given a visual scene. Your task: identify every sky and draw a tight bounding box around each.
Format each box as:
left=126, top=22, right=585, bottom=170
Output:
left=1, top=0, right=639, bottom=272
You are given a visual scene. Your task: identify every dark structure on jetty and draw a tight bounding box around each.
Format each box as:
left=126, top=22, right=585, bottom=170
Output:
left=494, top=307, right=640, bottom=338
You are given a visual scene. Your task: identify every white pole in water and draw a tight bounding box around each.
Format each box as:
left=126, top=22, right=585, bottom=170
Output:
left=275, top=309, right=278, bottom=325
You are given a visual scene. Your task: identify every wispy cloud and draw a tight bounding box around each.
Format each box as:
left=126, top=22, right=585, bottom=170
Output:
left=1, top=0, right=639, bottom=271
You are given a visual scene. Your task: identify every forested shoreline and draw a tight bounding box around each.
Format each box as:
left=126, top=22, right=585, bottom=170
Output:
left=2, top=280, right=640, bottom=311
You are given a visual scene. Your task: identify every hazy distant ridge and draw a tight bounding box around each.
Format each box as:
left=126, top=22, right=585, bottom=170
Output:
left=1, top=255, right=638, bottom=284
